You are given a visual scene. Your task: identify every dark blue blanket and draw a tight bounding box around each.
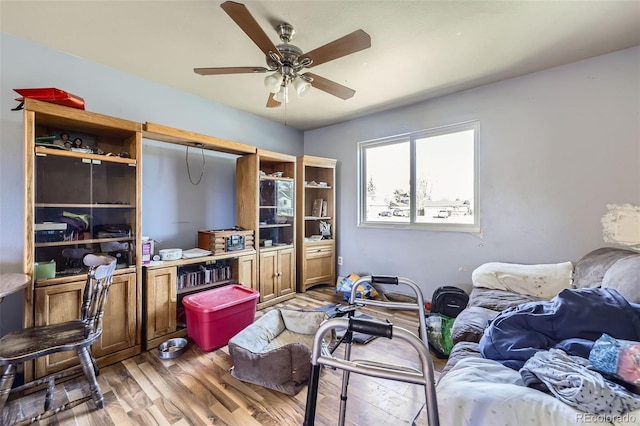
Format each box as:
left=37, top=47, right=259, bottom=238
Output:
left=479, top=288, right=640, bottom=370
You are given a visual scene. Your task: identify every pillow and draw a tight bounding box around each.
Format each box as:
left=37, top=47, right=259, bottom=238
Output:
left=467, top=287, right=543, bottom=311
left=451, top=306, right=499, bottom=344
left=601, top=256, right=640, bottom=303
left=280, top=309, right=326, bottom=335
left=471, top=261, right=573, bottom=299
left=573, top=247, right=639, bottom=289
left=229, top=309, right=285, bottom=352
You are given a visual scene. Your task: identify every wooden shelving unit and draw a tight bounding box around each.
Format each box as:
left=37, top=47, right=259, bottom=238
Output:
left=143, top=251, right=257, bottom=349
left=296, top=155, right=337, bottom=292
left=236, top=149, right=297, bottom=309
left=23, top=98, right=143, bottom=381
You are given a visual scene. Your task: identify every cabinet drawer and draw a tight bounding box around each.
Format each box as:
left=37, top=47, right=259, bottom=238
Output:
left=305, top=245, right=333, bottom=259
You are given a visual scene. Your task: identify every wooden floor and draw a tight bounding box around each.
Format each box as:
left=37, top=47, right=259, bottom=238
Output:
left=3, top=285, right=445, bottom=425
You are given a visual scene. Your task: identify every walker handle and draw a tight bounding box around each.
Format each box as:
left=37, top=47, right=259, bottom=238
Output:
left=370, top=275, right=399, bottom=285
left=349, top=317, right=393, bottom=339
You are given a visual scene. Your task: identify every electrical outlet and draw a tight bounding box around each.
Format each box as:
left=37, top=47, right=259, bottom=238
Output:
left=337, top=256, right=343, bottom=265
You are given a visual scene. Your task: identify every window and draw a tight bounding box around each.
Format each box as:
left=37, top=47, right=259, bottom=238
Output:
left=358, top=121, right=479, bottom=232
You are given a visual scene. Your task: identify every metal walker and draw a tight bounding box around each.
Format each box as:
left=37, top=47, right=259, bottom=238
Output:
left=303, top=276, right=440, bottom=426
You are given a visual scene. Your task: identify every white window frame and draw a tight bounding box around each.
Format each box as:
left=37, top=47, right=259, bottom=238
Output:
left=357, top=121, right=480, bottom=232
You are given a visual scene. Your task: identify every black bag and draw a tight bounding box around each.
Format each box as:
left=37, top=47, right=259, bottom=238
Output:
left=430, top=286, right=469, bottom=318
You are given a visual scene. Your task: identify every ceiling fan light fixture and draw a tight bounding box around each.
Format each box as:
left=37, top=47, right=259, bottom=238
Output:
left=293, top=77, right=311, bottom=97
left=274, top=85, right=289, bottom=103
left=264, top=72, right=283, bottom=93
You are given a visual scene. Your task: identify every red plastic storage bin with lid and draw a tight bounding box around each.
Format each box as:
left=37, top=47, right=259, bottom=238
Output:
left=182, top=284, right=260, bottom=351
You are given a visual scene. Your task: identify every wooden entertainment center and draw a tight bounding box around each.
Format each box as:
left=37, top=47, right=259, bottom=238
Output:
left=21, top=99, right=337, bottom=380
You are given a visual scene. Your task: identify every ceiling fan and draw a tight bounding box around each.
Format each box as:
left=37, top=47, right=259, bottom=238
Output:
left=194, top=1, right=371, bottom=108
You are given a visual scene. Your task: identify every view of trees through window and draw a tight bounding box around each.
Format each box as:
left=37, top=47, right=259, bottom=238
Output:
left=359, top=122, right=478, bottom=230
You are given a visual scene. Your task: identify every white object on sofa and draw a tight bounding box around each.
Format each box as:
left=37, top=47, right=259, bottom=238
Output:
left=436, top=356, right=639, bottom=426
left=471, top=261, right=574, bottom=299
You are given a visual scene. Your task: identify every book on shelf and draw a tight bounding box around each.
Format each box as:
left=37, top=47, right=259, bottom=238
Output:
left=321, top=200, right=327, bottom=217
left=35, top=222, right=67, bottom=231
left=312, top=198, right=323, bottom=217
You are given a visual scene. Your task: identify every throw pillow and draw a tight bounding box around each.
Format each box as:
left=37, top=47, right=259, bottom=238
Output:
left=573, top=247, right=638, bottom=289
left=601, top=255, right=640, bottom=303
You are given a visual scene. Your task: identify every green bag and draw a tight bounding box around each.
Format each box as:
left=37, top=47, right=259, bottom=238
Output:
left=425, top=313, right=455, bottom=359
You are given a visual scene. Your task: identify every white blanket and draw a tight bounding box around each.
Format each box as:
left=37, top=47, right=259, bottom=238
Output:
left=471, top=261, right=574, bottom=299
left=436, top=357, right=640, bottom=426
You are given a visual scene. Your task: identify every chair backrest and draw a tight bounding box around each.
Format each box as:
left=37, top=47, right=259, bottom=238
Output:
left=81, top=254, right=117, bottom=339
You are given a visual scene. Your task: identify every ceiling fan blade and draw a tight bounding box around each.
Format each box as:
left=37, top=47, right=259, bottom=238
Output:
left=303, top=73, right=355, bottom=100
left=266, top=93, right=281, bottom=108
left=221, top=1, right=282, bottom=60
left=194, top=66, right=268, bottom=76
left=300, top=29, right=371, bottom=68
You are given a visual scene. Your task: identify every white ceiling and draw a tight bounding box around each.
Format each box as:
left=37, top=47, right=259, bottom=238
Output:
left=2, top=1, right=639, bottom=131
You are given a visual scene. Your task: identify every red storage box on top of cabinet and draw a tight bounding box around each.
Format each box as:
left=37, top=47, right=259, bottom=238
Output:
left=182, top=284, right=259, bottom=351
left=13, top=88, right=85, bottom=110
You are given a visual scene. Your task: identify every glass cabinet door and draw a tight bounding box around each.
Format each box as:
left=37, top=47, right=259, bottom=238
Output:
left=276, top=180, right=294, bottom=218
left=258, top=177, right=294, bottom=247
left=34, top=152, right=136, bottom=278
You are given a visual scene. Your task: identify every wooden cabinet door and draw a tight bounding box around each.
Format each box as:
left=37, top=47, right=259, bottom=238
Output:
left=145, top=267, right=177, bottom=342
left=93, top=273, right=137, bottom=357
left=303, top=242, right=334, bottom=289
left=259, top=250, right=278, bottom=302
left=278, top=247, right=295, bottom=296
left=34, top=273, right=138, bottom=378
left=237, top=254, right=257, bottom=291
left=34, top=280, right=85, bottom=377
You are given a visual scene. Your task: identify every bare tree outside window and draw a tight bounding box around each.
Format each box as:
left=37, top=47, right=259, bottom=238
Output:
left=367, top=177, right=376, bottom=201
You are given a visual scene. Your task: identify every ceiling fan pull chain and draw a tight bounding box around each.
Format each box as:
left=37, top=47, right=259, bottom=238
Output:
left=185, top=145, right=206, bottom=185
left=284, top=88, right=288, bottom=126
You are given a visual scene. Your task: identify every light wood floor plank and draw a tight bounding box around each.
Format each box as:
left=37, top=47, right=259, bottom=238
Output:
left=122, top=358, right=162, bottom=402
left=102, top=390, right=129, bottom=425
left=147, top=397, right=186, bottom=425
left=146, top=404, right=172, bottom=426
left=136, top=358, right=180, bottom=400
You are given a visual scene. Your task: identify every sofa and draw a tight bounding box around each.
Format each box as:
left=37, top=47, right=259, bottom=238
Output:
left=436, top=247, right=640, bottom=425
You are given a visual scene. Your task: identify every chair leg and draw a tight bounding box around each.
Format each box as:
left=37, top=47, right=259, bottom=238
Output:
left=0, top=364, right=16, bottom=414
left=90, top=350, right=100, bottom=377
left=44, top=376, right=55, bottom=411
left=76, top=347, right=104, bottom=409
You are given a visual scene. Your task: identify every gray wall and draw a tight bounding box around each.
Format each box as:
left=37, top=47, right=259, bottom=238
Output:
left=0, top=33, right=303, bottom=334
left=304, top=46, right=640, bottom=297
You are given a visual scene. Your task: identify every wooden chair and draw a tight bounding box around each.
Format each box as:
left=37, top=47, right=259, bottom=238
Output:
left=0, top=254, right=116, bottom=425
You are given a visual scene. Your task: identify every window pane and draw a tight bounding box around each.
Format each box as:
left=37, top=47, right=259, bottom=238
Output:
left=364, top=141, right=410, bottom=222
left=415, top=129, right=474, bottom=224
